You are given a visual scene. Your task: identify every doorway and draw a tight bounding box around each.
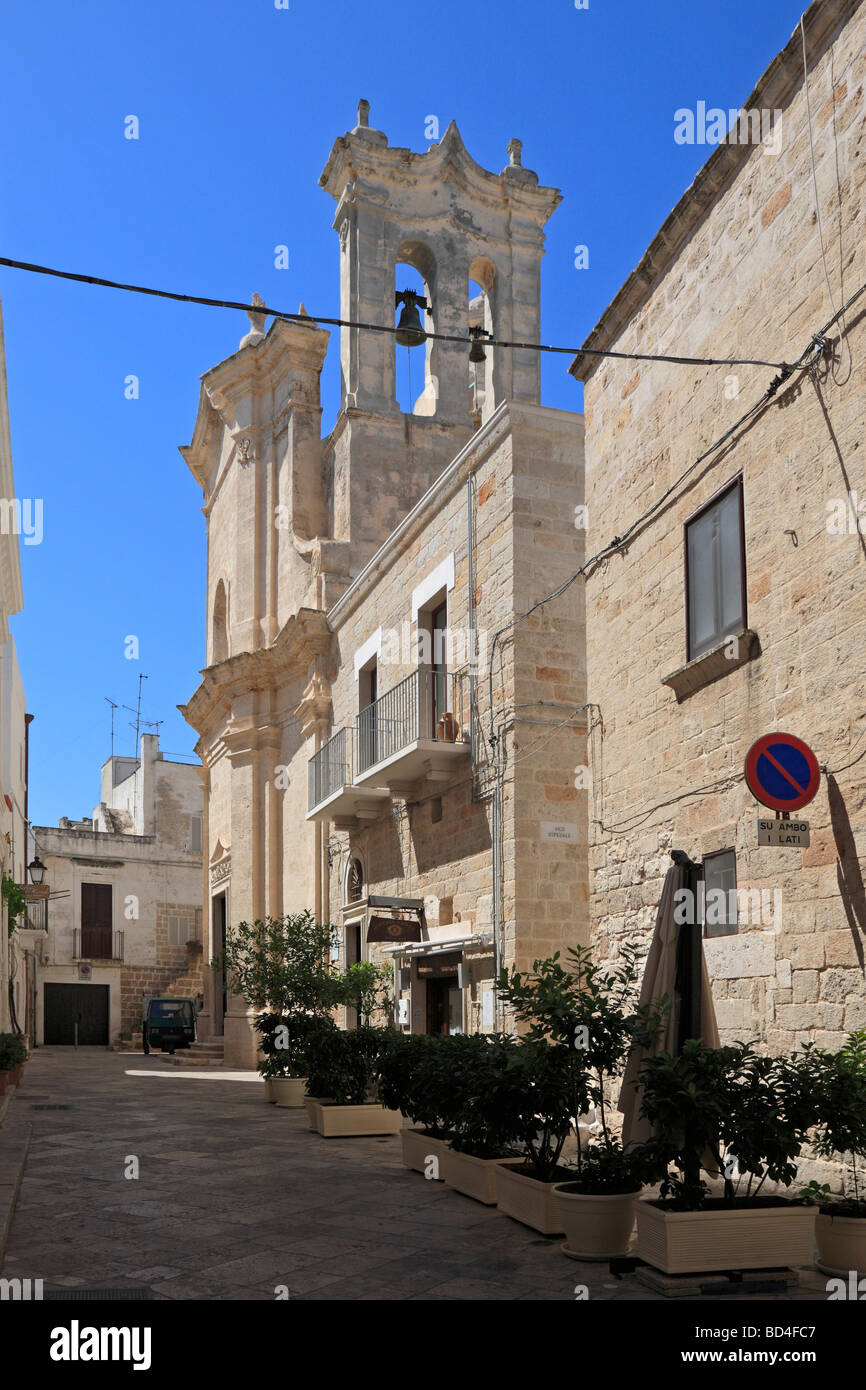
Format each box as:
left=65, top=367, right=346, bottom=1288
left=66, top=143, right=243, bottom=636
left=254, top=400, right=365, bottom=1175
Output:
left=44, top=983, right=110, bottom=1045
left=212, top=892, right=227, bottom=1036
left=425, top=977, right=462, bottom=1035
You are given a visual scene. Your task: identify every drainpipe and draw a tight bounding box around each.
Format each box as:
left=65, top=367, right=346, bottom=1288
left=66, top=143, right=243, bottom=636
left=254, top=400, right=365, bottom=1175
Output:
left=466, top=478, right=476, bottom=772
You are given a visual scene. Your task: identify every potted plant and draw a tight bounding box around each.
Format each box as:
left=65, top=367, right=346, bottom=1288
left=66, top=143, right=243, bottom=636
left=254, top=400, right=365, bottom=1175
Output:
left=0, top=1033, right=27, bottom=1091
left=437, top=1034, right=524, bottom=1204
left=256, top=1011, right=338, bottom=1107
left=219, top=909, right=341, bottom=1093
left=336, top=960, right=393, bottom=1028
left=807, top=1031, right=866, bottom=1276
left=495, top=944, right=656, bottom=1242
left=378, top=1033, right=456, bottom=1176
left=634, top=1039, right=822, bottom=1274
left=305, top=1025, right=402, bottom=1137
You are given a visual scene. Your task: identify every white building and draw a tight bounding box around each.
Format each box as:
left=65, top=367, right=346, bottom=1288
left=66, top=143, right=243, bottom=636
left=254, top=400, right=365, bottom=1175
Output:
left=0, top=295, right=31, bottom=1038
left=32, top=734, right=204, bottom=1047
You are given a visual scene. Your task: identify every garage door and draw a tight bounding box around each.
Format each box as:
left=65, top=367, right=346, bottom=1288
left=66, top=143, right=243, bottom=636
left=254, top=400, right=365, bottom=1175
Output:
left=43, top=984, right=110, bottom=1045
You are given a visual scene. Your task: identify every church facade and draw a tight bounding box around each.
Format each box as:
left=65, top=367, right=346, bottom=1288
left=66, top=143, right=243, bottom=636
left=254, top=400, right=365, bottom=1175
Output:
left=181, top=105, right=587, bottom=1065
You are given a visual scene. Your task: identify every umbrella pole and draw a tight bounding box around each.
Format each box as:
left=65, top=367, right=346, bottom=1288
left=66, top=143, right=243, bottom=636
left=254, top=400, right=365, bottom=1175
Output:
left=671, top=849, right=704, bottom=1200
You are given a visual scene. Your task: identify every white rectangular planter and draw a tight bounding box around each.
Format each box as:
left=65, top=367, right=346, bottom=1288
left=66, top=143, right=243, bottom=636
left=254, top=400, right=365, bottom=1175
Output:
left=635, top=1198, right=817, bottom=1274
left=442, top=1149, right=523, bottom=1206
left=400, top=1128, right=447, bottom=1178
left=494, top=1162, right=565, bottom=1234
left=312, top=1100, right=403, bottom=1138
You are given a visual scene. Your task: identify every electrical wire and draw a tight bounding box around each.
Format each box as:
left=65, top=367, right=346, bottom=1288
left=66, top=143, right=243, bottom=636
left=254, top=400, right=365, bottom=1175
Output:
left=0, top=255, right=791, bottom=371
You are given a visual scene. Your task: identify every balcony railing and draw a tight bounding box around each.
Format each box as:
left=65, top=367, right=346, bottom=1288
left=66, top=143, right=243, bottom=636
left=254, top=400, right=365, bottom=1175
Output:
left=308, top=727, right=352, bottom=812
left=356, top=668, right=467, bottom=776
left=73, top=928, right=124, bottom=961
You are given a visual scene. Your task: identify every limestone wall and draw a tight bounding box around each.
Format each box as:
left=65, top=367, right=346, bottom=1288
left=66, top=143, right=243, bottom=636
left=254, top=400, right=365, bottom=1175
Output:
left=576, top=2, right=866, bottom=1055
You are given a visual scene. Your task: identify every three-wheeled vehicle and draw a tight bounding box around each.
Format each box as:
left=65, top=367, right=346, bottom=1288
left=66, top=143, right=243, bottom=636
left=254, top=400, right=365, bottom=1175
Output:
left=142, top=997, right=197, bottom=1055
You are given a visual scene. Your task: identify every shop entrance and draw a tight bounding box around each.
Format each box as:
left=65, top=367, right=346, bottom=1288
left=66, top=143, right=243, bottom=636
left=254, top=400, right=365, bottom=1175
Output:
left=424, top=974, right=463, bottom=1035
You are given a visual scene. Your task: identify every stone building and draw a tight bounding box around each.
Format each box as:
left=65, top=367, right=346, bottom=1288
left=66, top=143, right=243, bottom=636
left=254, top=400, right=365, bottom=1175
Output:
left=570, top=0, right=866, bottom=1053
left=0, top=293, right=35, bottom=1040
left=181, top=107, right=587, bottom=1066
left=32, top=734, right=204, bottom=1046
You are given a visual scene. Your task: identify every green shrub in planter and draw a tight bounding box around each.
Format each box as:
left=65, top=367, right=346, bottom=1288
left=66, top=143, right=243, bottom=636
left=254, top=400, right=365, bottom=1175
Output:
left=0, top=1034, right=27, bottom=1070
left=378, top=1033, right=460, bottom=1139
left=808, top=1030, right=866, bottom=1217
left=447, top=1033, right=523, bottom=1159
left=637, top=1039, right=823, bottom=1211
left=306, top=1025, right=394, bottom=1106
left=255, top=1011, right=337, bottom=1081
left=496, top=943, right=664, bottom=1189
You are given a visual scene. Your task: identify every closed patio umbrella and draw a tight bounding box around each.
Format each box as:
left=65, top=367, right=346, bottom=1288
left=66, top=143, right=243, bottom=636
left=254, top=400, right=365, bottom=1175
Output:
left=619, top=852, right=720, bottom=1149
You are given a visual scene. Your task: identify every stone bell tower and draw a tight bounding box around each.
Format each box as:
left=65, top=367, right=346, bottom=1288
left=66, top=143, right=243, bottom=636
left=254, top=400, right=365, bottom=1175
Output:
left=319, top=100, right=563, bottom=569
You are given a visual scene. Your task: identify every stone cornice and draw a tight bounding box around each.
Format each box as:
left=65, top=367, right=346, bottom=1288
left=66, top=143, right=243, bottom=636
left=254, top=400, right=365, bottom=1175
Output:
left=569, top=0, right=858, bottom=382
left=179, top=607, right=333, bottom=738
left=320, top=119, right=561, bottom=229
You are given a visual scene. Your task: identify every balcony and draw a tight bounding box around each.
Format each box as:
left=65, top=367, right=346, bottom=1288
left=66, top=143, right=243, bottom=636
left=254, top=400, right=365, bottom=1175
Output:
left=73, top=928, right=124, bottom=962
left=306, top=726, right=391, bottom=824
left=355, top=668, right=470, bottom=794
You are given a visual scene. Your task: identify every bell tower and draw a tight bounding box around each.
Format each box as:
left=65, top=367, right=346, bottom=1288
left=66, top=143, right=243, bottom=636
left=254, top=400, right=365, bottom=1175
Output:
left=319, top=100, right=563, bottom=561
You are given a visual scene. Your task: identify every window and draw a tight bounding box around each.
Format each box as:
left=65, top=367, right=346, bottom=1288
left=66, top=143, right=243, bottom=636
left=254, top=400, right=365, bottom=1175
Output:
left=685, top=478, right=746, bottom=661
left=168, top=916, right=191, bottom=946
left=703, top=850, right=738, bottom=938
left=81, top=883, right=112, bottom=958
left=189, top=815, right=203, bottom=854
left=346, top=858, right=365, bottom=904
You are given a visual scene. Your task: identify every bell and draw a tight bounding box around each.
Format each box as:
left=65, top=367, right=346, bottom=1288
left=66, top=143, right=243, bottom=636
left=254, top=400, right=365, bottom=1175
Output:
left=469, top=332, right=487, bottom=364
left=395, top=298, right=427, bottom=348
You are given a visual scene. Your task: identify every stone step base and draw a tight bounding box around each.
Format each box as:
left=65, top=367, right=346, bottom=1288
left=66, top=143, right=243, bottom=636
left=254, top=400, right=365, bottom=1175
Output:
left=635, top=1264, right=802, bottom=1298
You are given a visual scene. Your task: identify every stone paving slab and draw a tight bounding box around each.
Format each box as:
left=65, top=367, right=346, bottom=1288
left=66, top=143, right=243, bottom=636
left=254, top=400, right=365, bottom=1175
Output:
left=0, top=1049, right=833, bottom=1302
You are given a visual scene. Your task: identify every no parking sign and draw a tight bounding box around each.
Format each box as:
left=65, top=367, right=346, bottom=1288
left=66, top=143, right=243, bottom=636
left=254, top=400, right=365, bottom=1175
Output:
left=745, top=733, right=820, bottom=845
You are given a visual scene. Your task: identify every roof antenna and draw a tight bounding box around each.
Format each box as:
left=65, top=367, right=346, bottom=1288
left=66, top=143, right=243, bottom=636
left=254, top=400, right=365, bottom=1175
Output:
left=104, top=697, right=118, bottom=758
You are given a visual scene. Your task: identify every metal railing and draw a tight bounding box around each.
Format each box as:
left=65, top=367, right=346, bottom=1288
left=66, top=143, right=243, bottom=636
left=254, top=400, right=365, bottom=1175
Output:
left=356, top=668, right=466, bottom=775
left=308, top=727, right=352, bottom=811
left=73, top=928, right=124, bottom=961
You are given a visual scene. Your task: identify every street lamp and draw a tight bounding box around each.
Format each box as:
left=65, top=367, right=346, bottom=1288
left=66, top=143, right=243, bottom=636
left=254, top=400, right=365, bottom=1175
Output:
left=27, top=856, right=46, bottom=886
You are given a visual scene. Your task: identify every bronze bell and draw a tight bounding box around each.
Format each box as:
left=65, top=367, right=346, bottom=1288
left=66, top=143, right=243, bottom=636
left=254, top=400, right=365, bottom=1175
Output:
left=469, top=327, right=488, bottom=363
left=395, top=290, right=428, bottom=348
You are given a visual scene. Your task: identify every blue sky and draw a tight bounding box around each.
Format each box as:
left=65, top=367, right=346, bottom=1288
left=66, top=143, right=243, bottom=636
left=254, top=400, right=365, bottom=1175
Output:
left=0, top=0, right=808, bottom=826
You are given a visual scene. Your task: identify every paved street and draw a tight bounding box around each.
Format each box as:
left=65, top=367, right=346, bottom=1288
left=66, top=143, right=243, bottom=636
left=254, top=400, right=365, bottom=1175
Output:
left=0, top=1050, right=831, bottom=1302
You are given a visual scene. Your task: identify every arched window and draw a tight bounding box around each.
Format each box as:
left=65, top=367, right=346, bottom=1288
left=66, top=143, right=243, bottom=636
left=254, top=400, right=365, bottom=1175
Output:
left=468, top=257, right=497, bottom=426
left=212, top=580, right=228, bottom=664
left=345, top=857, right=365, bottom=904
left=395, top=241, right=437, bottom=417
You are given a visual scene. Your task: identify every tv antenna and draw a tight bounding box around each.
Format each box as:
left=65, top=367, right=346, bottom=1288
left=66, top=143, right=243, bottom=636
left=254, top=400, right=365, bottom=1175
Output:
left=104, top=697, right=119, bottom=757
left=122, top=673, right=150, bottom=758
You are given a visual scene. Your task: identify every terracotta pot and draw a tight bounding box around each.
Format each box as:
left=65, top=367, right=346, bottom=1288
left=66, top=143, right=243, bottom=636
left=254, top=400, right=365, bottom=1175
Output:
left=400, top=1128, right=447, bottom=1179
left=553, top=1185, right=639, bottom=1259
left=816, top=1211, right=866, bottom=1278
left=312, top=1100, right=402, bottom=1138
left=11, top=1064, right=24, bottom=1087
left=635, top=1198, right=817, bottom=1274
left=0, top=1071, right=9, bottom=1097
left=494, top=1162, right=565, bottom=1233
left=441, top=1149, right=523, bottom=1206
left=271, top=1076, right=308, bottom=1108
